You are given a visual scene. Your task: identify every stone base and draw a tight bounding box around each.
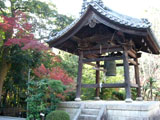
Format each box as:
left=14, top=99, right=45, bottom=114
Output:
left=94, top=97, right=100, bottom=100
left=125, top=98, right=133, bottom=103
left=74, top=98, right=81, bottom=102
left=57, top=101, right=160, bottom=120
left=136, top=97, right=143, bottom=101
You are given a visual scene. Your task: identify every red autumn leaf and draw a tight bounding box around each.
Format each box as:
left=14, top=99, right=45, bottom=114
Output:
left=0, top=11, right=48, bottom=51
left=34, top=64, right=74, bottom=85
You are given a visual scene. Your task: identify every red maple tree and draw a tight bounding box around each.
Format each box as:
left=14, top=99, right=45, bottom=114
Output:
left=0, top=11, right=48, bottom=51
left=0, top=11, right=75, bottom=101
left=34, top=64, right=74, bottom=85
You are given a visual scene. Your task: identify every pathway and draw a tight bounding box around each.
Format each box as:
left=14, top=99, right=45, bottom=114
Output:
left=0, top=116, right=25, bottom=120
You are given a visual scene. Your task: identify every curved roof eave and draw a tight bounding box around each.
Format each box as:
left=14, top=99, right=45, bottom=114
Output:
left=83, top=1, right=151, bottom=29
left=147, top=28, right=160, bottom=54
left=47, top=6, right=92, bottom=47
left=47, top=3, right=150, bottom=47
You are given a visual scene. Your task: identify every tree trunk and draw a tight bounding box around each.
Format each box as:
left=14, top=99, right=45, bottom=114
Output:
left=0, top=60, right=11, bottom=102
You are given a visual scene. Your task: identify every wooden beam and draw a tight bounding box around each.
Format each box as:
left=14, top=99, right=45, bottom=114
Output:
left=102, top=83, right=125, bottom=88
left=81, top=83, right=126, bottom=88
left=117, top=63, right=134, bottom=66
left=83, top=56, right=123, bottom=63
left=82, top=34, right=110, bottom=43
left=85, top=62, right=97, bottom=67
left=72, top=36, right=81, bottom=42
left=100, top=63, right=134, bottom=67
left=128, top=59, right=138, bottom=65
left=93, top=67, right=107, bottom=72
left=81, top=84, right=98, bottom=88
left=131, top=84, right=139, bottom=88
left=83, top=47, right=123, bottom=55
left=127, top=50, right=137, bottom=58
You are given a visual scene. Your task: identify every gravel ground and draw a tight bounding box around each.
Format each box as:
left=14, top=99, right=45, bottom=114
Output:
left=0, top=116, right=25, bottom=120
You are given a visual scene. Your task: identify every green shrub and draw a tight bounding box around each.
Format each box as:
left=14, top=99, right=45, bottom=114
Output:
left=46, top=110, right=70, bottom=120
left=26, top=79, right=65, bottom=120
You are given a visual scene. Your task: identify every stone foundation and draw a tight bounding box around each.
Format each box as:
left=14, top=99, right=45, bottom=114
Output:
left=57, top=101, right=160, bottom=120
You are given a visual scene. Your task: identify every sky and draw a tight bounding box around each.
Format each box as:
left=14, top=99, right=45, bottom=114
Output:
left=52, top=0, right=160, bottom=18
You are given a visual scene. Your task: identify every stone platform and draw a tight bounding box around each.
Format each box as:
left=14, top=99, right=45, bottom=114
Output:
left=58, top=101, right=160, bottom=120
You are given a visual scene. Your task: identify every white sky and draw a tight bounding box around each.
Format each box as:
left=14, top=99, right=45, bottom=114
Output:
left=52, top=0, right=160, bottom=18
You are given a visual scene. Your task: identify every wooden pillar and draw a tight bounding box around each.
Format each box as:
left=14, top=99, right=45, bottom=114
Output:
left=134, top=58, right=142, bottom=98
left=95, top=61, right=100, bottom=100
left=75, top=51, right=83, bottom=101
left=123, top=50, right=132, bottom=102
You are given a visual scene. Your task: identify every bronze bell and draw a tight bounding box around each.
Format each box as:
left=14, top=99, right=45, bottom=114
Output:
left=104, top=60, right=116, bottom=76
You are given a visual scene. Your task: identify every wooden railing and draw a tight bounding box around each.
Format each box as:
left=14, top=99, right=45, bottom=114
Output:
left=73, top=104, right=84, bottom=120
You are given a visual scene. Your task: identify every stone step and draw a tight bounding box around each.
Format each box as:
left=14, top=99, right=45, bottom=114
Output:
left=58, top=102, right=81, bottom=108
left=81, top=109, right=99, bottom=115
left=78, top=114, right=97, bottom=120
left=84, top=104, right=102, bottom=109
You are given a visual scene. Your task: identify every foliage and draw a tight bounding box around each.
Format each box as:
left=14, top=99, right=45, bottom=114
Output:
left=34, top=64, right=74, bottom=85
left=81, top=62, right=125, bottom=100
left=0, top=11, right=47, bottom=51
left=0, top=10, right=47, bottom=112
left=26, top=79, right=65, bottom=120
left=59, top=52, right=78, bottom=78
left=2, top=46, right=42, bottom=108
left=46, top=110, right=70, bottom=120
left=0, top=0, right=74, bottom=39
left=0, top=0, right=74, bottom=116
left=142, top=77, right=158, bottom=100
left=81, top=64, right=95, bottom=100
left=139, top=53, right=160, bottom=100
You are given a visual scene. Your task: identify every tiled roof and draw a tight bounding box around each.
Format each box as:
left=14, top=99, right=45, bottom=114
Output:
left=47, top=0, right=151, bottom=42
left=81, top=0, right=151, bottom=29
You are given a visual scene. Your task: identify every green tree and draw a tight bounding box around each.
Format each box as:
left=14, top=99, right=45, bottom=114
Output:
left=26, top=79, right=65, bottom=120
left=2, top=46, right=43, bottom=108
left=0, top=0, right=74, bottom=102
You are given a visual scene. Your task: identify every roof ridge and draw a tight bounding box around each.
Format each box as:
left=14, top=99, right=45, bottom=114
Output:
left=80, top=0, right=105, bottom=15
left=80, top=1, right=151, bottom=28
